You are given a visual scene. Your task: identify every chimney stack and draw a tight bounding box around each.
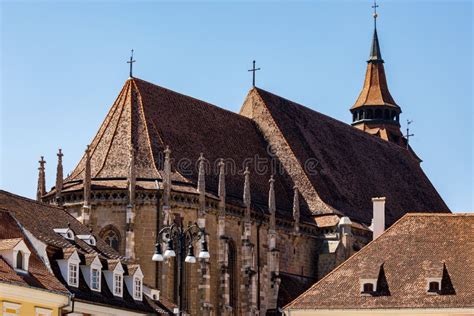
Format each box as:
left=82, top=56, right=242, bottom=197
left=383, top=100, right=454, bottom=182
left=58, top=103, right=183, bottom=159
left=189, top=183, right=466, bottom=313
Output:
left=372, top=197, right=386, bottom=239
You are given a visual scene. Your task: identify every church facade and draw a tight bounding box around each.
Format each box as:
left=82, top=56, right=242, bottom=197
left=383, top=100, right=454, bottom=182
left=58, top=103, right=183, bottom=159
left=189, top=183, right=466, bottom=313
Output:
left=37, top=21, right=449, bottom=316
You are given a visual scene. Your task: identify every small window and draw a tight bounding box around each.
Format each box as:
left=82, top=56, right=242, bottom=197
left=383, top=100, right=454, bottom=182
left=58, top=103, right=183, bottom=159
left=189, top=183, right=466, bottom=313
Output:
left=362, top=283, right=374, bottom=293
left=114, top=273, right=123, bottom=296
left=428, top=281, right=440, bottom=293
left=68, top=263, right=78, bottom=286
left=91, top=268, right=101, bottom=291
left=3, top=302, right=21, bottom=316
left=16, top=251, right=23, bottom=270
left=134, top=277, right=142, bottom=300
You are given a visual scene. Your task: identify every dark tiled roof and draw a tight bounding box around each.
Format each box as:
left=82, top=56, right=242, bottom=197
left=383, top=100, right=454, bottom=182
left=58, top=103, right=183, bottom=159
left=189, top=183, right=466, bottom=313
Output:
left=245, top=88, right=449, bottom=225
left=285, top=214, right=474, bottom=310
left=0, top=211, right=68, bottom=295
left=64, top=78, right=296, bottom=216
left=278, top=272, right=316, bottom=309
left=0, top=190, right=119, bottom=259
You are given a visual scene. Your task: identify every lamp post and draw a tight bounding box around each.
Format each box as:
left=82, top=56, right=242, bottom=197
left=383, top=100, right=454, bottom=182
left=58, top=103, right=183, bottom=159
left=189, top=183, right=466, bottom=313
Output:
left=152, top=220, right=210, bottom=315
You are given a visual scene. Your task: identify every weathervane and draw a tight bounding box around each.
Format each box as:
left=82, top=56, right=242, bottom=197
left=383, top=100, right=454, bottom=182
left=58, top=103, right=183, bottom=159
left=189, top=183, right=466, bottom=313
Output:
left=248, top=60, right=261, bottom=87
left=405, top=119, right=414, bottom=148
left=127, top=49, right=136, bottom=78
left=372, top=0, right=379, bottom=28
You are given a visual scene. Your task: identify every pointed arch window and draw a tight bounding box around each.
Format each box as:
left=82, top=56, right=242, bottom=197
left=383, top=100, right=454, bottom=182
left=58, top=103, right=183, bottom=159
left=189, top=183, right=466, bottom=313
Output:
left=228, top=240, right=238, bottom=314
left=100, top=225, right=121, bottom=252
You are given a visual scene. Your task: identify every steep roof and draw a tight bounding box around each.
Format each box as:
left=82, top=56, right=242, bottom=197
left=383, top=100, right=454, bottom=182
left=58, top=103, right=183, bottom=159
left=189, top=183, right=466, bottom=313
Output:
left=64, top=78, right=296, bottom=215
left=0, top=211, right=68, bottom=295
left=285, top=213, right=474, bottom=310
left=241, top=88, right=449, bottom=225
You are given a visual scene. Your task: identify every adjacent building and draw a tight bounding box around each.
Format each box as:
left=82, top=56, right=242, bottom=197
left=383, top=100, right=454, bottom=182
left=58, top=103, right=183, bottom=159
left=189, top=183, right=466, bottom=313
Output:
left=283, top=213, right=474, bottom=315
left=0, top=190, right=173, bottom=315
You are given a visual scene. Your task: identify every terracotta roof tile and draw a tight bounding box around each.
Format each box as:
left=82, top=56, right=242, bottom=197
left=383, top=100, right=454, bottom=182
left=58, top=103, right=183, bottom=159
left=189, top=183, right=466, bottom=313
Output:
left=285, top=213, right=474, bottom=310
left=0, top=238, right=22, bottom=250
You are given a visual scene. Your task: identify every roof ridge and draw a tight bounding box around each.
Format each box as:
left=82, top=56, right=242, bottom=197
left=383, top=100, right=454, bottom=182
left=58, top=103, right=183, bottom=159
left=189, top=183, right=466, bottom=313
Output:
left=0, top=190, right=64, bottom=211
left=132, top=77, right=256, bottom=123
left=254, top=87, right=410, bottom=155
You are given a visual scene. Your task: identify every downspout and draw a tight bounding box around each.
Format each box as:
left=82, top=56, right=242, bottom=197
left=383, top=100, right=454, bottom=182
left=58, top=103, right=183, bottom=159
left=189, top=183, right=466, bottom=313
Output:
left=61, top=294, right=75, bottom=314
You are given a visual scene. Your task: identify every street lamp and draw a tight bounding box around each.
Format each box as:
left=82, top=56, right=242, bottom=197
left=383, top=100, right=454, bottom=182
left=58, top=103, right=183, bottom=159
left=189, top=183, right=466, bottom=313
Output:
left=152, top=221, right=209, bottom=315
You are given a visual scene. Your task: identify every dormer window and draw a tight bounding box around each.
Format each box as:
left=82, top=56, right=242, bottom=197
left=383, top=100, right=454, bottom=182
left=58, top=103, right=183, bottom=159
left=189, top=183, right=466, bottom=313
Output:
left=0, top=238, right=31, bottom=274
left=80, top=254, right=102, bottom=292
left=360, top=278, right=377, bottom=295
left=68, top=262, right=78, bottom=286
left=114, top=273, right=123, bottom=296
left=426, top=277, right=442, bottom=294
left=134, top=277, right=142, bottom=300
left=77, top=234, right=96, bottom=246
left=54, top=228, right=75, bottom=241
left=56, top=248, right=81, bottom=287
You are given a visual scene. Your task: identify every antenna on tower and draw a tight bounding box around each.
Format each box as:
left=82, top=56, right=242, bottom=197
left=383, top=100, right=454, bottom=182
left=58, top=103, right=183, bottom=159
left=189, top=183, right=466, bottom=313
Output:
left=405, top=119, right=414, bottom=148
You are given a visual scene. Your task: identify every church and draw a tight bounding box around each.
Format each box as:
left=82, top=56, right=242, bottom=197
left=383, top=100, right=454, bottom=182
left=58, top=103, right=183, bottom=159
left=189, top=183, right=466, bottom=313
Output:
left=37, top=12, right=449, bottom=316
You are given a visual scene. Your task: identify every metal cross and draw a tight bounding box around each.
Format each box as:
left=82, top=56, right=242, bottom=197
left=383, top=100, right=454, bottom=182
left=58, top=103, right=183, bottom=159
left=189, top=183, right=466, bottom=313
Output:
left=248, top=60, right=261, bottom=87
left=405, top=119, right=414, bottom=148
left=127, top=49, right=136, bottom=78
left=372, top=0, right=379, bottom=28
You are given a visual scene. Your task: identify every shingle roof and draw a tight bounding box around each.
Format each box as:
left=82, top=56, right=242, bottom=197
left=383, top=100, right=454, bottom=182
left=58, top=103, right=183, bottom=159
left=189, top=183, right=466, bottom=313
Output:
left=0, top=211, right=68, bottom=295
left=0, top=190, right=119, bottom=259
left=285, top=213, right=474, bottom=310
left=62, top=78, right=296, bottom=217
left=0, top=238, right=22, bottom=250
left=51, top=78, right=447, bottom=226
left=242, top=88, right=449, bottom=225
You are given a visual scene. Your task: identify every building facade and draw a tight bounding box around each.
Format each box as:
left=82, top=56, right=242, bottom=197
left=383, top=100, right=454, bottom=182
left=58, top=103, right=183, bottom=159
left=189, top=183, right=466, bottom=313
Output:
left=36, top=18, right=449, bottom=316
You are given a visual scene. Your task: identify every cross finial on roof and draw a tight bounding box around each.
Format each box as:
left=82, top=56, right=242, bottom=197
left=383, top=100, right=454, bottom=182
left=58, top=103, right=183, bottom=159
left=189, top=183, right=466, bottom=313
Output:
left=248, top=60, right=261, bottom=87
left=372, top=0, right=379, bottom=29
left=127, top=49, right=136, bottom=78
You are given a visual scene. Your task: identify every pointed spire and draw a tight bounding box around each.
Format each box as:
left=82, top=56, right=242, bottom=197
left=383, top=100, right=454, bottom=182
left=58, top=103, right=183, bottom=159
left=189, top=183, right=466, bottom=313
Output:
left=55, top=149, right=64, bottom=203
left=268, top=176, right=276, bottom=231
left=293, top=186, right=300, bottom=233
left=369, top=0, right=383, bottom=63
left=36, top=156, right=46, bottom=201
left=83, top=146, right=91, bottom=207
left=197, top=153, right=206, bottom=217
left=128, top=146, right=136, bottom=207
left=218, top=159, right=226, bottom=214
left=368, top=29, right=383, bottom=63
left=243, top=166, right=251, bottom=220
left=163, top=146, right=171, bottom=207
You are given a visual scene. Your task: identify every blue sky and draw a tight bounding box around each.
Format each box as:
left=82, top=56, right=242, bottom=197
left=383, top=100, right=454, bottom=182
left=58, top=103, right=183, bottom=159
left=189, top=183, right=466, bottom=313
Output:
left=0, top=1, right=472, bottom=212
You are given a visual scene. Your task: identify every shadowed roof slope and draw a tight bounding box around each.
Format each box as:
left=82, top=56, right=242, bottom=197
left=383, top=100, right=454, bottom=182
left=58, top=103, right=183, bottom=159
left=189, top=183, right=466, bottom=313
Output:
left=241, top=87, right=448, bottom=225
left=65, top=78, right=295, bottom=214
left=285, top=213, right=474, bottom=310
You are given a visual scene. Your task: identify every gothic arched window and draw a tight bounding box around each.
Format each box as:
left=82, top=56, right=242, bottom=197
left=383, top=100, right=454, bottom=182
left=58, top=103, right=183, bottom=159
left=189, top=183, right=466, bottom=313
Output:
left=100, top=225, right=121, bottom=252
left=228, top=240, right=238, bottom=314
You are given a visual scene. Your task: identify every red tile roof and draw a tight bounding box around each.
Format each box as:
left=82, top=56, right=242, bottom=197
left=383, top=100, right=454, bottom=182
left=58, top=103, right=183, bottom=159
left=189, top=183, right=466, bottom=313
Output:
left=53, top=78, right=447, bottom=225
left=285, top=213, right=474, bottom=310
left=242, top=87, right=449, bottom=225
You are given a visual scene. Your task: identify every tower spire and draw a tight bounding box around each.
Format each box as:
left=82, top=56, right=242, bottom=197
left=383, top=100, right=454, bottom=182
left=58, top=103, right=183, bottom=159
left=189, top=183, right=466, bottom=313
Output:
left=36, top=156, right=46, bottom=201
left=350, top=1, right=405, bottom=147
left=369, top=0, right=383, bottom=63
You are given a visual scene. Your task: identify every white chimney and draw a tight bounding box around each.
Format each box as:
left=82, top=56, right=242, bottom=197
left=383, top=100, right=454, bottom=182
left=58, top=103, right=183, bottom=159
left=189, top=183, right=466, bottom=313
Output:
left=372, top=197, right=386, bottom=239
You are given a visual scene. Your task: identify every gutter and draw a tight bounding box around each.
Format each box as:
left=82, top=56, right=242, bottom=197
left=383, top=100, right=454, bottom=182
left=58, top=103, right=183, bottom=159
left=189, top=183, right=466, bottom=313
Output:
left=60, top=294, right=75, bottom=315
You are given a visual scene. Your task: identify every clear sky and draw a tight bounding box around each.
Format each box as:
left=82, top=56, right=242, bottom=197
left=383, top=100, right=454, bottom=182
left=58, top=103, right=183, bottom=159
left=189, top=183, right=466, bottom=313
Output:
left=0, top=1, right=472, bottom=212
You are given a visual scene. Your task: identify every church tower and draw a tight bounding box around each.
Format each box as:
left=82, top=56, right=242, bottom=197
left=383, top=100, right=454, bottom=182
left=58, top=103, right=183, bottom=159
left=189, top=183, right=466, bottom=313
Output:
left=350, top=4, right=404, bottom=146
